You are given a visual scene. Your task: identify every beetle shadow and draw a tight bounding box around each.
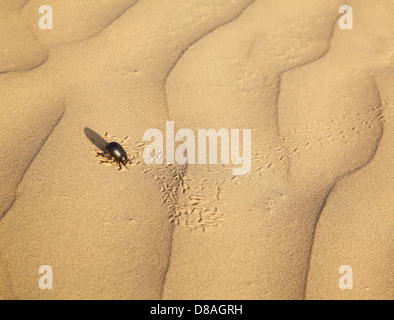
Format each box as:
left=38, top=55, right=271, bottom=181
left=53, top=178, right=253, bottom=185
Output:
left=84, top=127, right=108, bottom=153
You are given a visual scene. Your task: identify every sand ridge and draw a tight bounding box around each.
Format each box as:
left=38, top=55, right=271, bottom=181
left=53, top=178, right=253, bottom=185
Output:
left=0, top=0, right=393, bottom=299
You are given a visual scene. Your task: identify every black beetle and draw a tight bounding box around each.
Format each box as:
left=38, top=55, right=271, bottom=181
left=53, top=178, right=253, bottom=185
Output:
left=106, top=141, right=130, bottom=170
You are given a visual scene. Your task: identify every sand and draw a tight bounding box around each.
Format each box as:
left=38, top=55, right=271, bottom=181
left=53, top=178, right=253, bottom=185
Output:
left=0, top=0, right=392, bottom=299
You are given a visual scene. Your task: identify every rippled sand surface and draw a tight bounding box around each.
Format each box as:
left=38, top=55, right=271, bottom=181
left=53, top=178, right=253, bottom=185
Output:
left=0, top=0, right=393, bottom=299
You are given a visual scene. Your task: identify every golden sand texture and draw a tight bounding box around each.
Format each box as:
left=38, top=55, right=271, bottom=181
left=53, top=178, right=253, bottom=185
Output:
left=0, top=0, right=393, bottom=299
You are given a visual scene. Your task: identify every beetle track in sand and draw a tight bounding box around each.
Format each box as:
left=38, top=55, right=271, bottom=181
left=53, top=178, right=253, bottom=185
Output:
left=87, top=108, right=383, bottom=230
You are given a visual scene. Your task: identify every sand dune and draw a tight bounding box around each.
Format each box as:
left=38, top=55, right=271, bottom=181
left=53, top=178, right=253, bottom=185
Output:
left=0, top=0, right=392, bottom=299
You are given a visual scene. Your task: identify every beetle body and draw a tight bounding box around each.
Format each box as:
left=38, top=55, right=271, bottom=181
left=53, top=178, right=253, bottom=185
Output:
left=106, top=141, right=129, bottom=170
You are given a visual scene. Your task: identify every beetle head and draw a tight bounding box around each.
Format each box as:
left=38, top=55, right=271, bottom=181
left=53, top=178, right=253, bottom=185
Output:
left=120, top=154, right=128, bottom=164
